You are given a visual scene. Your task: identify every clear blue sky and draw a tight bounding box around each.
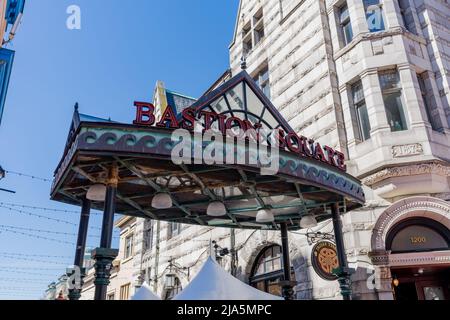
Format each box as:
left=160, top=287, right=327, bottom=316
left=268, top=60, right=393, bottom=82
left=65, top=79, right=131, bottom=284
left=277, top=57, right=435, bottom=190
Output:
left=0, top=0, right=238, bottom=300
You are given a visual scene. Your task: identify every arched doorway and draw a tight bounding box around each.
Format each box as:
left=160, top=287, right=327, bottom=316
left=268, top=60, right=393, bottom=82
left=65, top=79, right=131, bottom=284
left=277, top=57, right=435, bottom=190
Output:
left=249, top=245, right=295, bottom=297
left=370, top=196, right=450, bottom=300
left=388, top=218, right=450, bottom=300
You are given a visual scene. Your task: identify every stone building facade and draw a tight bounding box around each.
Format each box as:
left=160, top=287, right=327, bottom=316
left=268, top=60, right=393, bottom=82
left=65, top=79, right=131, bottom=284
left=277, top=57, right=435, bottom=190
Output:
left=81, top=216, right=138, bottom=300
left=84, top=0, right=450, bottom=300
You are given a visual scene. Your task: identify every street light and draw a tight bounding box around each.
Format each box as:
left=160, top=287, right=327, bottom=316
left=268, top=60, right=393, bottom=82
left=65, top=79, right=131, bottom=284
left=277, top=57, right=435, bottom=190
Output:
left=151, top=192, right=173, bottom=209
left=256, top=208, right=275, bottom=223
left=207, top=201, right=227, bottom=217
left=86, top=184, right=107, bottom=202
left=300, top=215, right=318, bottom=229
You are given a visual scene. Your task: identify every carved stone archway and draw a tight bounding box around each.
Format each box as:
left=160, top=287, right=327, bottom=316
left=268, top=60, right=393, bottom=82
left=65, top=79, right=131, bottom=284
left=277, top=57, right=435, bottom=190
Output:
left=371, top=196, right=450, bottom=252
left=369, top=196, right=450, bottom=300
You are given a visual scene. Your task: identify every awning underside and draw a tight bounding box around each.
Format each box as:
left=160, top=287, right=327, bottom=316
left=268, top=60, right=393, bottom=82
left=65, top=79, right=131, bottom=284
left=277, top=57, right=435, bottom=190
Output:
left=52, top=152, right=361, bottom=231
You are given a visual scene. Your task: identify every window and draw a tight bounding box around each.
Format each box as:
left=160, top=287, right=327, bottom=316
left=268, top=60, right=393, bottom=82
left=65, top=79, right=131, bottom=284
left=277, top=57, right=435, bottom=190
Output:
left=253, top=9, right=265, bottom=45
left=242, top=21, right=252, bottom=56
left=379, top=70, right=408, bottom=132
left=417, top=73, right=443, bottom=132
left=124, top=234, right=133, bottom=259
left=167, top=222, right=181, bottom=239
left=386, top=218, right=450, bottom=254
left=144, top=221, right=154, bottom=251
left=242, top=8, right=265, bottom=56
left=249, top=245, right=296, bottom=297
left=398, top=0, right=417, bottom=34
left=364, top=0, right=385, bottom=32
left=351, top=81, right=371, bottom=141
left=338, top=4, right=353, bottom=46
left=107, top=293, right=115, bottom=300
left=119, top=283, right=131, bottom=300
left=254, top=66, right=270, bottom=99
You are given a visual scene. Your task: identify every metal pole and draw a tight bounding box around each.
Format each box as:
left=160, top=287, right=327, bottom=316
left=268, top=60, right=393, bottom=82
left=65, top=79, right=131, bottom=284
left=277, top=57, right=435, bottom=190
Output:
left=230, top=228, right=237, bottom=277
left=100, top=185, right=116, bottom=248
left=331, top=203, right=353, bottom=301
left=280, top=223, right=294, bottom=300
left=68, top=197, right=91, bottom=300
left=93, top=166, right=119, bottom=301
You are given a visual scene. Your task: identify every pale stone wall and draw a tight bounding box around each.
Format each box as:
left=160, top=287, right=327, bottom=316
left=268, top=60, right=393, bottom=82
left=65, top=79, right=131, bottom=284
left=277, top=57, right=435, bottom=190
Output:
left=129, top=0, right=450, bottom=301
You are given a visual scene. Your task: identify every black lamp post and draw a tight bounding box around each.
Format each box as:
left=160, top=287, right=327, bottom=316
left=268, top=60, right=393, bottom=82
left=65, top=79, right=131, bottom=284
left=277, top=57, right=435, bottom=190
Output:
left=280, top=223, right=296, bottom=300
left=93, top=166, right=119, bottom=301
left=331, top=203, right=354, bottom=300
left=68, top=197, right=91, bottom=300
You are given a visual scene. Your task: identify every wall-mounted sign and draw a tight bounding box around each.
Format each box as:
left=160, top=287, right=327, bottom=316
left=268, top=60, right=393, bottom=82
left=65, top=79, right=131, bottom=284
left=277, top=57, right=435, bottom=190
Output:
left=311, top=241, right=339, bottom=281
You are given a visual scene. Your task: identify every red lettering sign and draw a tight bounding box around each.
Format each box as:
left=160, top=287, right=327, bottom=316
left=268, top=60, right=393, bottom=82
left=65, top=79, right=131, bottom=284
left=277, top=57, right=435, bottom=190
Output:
left=132, top=103, right=347, bottom=171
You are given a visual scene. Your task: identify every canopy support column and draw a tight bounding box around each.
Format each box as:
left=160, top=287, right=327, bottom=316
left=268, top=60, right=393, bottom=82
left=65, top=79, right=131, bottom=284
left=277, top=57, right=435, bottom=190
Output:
left=93, top=166, right=119, bottom=301
left=280, top=223, right=295, bottom=300
left=331, top=203, right=353, bottom=300
left=68, top=197, right=91, bottom=300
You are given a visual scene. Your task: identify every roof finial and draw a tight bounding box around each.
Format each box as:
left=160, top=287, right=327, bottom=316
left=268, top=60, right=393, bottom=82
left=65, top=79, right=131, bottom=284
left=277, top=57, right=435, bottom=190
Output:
left=240, top=56, right=247, bottom=70
left=74, top=102, right=79, bottom=112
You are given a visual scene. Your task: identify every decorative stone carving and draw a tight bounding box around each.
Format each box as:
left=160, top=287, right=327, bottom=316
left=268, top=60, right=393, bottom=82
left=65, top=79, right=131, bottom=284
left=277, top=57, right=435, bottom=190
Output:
left=362, top=161, right=450, bottom=186
left=371, top=196, right=450, bottom=252
left=392, top=143, right=423, bottom=158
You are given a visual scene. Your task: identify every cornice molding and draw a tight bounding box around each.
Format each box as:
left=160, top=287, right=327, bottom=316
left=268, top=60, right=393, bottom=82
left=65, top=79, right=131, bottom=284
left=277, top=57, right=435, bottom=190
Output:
left=362, top=161, right=450, bottom=186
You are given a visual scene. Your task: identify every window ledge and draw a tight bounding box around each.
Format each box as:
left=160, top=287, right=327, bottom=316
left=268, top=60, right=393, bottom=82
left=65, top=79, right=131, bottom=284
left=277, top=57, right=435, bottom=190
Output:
left=122, top=256, right=133, bottom=264
left=334, top=27, right=424, bottom=61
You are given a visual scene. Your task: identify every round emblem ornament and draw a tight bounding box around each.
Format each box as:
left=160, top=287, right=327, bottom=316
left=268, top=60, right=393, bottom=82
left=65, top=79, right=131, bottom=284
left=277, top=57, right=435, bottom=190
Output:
left=311, top=241, right=339, bottom=281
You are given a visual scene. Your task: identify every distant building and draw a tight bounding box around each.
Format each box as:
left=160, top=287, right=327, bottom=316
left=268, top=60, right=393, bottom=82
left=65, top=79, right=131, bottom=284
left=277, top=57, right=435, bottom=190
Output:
left=0, top=0, right=25, bottom=126
left=43, top=275, right=69, bottom=301
left=81, top=216, right=139, bottom=300
left=130, top=0, right=450, bottom=301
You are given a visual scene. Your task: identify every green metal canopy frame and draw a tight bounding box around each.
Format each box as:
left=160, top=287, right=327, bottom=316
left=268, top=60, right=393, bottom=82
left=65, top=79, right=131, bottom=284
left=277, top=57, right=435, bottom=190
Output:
left=51, top=71, right=365, bottom=301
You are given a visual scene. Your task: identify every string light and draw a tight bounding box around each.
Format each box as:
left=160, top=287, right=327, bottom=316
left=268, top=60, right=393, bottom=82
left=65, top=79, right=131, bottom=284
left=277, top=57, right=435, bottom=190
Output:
left=0, top=202, right=80, bottom=214
left=0, top=224, right=103, bottom=238
left=0, top=252, right=72, bottom=259
left=0, top=205, right=103, bottom=231
left=0, top=227, right=76, bottom=245
left=0, top=205, right=80, bottom=227
left=0, top=254, right=71, bottom=266
left=0, top=265, right=63, bottom=271
left=3, top=170, right=52, bottom=182
left=0, top=278, right=54, bottom=283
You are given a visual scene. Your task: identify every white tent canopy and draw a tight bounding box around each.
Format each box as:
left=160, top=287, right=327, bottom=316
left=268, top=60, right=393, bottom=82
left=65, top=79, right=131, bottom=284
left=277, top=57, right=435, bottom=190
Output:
left=131, top=282, right=161, bottom=300
left=174, top=257, right=283, bottom=300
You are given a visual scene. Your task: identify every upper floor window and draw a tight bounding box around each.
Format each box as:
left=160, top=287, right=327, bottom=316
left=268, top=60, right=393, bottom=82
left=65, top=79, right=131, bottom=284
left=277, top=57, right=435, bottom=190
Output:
left=144, top=221, right=154, bottom=251
left=417, top=73, right=443, bottom=132
left=351, top=80, right=371, bottom=141
left=167, top=222, right=181, bottom=240
left=364, top=0, right=385, bottom=32
left=253, top=9, right=265, bottom=45
left=338, top=3, right=353, bottom=46
left=379, top=70, right=408, bottom=132
left=242, top=8, right=265, bottom=56
left=398, top=0, right=417, bottom=34
left=254, top=66, right=270, bottom=99
left=119, top=283, right=131, bottom=300
left=242, top=21, right=252, bottom=56
left=124, top=234, right=134, bottom=259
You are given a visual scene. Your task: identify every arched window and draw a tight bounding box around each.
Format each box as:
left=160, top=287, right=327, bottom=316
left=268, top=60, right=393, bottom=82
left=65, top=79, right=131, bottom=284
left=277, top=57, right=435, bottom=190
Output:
left=386, top=218, right=450, bottom=254
left=249, top=245, right=295, bottom=297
